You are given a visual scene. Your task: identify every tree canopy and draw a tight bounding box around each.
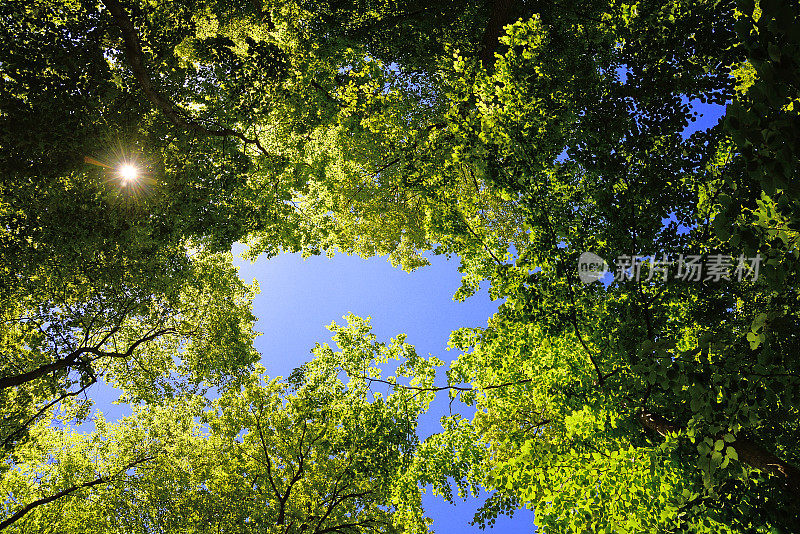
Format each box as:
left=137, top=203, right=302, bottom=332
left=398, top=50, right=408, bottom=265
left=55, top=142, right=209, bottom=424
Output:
left=2, top=0, right=800, bottom=532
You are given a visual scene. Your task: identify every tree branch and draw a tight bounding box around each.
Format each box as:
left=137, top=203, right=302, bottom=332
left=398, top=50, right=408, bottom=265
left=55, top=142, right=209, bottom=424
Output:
left=637, top=409, right=800, bottom=493
left=0, top=353, right=78, bottom=391
left=101, top=0, right=270, bottom=155
left=1, top=379, right=96, bottom=451
left=478, top=0, right=515, bottom=67
left=0, top=455, right=153, bottom=531
left=361, top=375, right=532, bottom=393
left=0, top=328, right=175, bottom=392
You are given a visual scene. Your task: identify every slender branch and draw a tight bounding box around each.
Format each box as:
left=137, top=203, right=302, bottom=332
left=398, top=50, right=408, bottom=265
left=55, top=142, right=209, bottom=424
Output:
left=316, top=518, right=386, bottom=534
left=254, top=405, right=281, bottom=503
left=315, top=456, right=359, bottom=530
left=277, top=421, right=307, bottom=525
left=361, top=375, right=531, bottom=393
left=458, top=209, right=504, bottom=267
left=1, top=379, right=96, bottom=451
left=529, top=175, right=612, bottom=385
left=563, top=281, right=610, bottom=384
left=88, top=328, right=177, bottom=361
left=314, top=490, right=374, bottom=533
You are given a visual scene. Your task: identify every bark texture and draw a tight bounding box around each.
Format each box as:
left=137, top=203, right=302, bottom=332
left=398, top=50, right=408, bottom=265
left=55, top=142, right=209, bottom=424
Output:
left=101, top=0, right=270, bottom=154
left=478, top=0, right=515, bottom=66
left=638, top=408, right=800, bottom=493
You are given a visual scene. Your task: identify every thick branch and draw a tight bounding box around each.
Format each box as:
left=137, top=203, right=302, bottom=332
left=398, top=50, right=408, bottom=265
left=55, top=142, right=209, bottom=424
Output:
left=637, top=409, right=800, bottom=492
left=0, top=455, right=152, bottom=531
left=0, top=354, right=77, bottom=391
left=0, top=328, right=175, bottom=392
left=101, top=0, right=270, bottom=155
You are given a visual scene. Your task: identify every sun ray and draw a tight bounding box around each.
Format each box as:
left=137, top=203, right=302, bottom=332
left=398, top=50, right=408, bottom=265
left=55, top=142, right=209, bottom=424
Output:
left=118, top=164, right=139, bottom=184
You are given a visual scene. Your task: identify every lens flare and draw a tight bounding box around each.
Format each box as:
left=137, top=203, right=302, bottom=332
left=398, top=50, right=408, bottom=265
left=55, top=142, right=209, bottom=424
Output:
left=85, top=145, right=155, bottom=203
left=119, top=164, right=139, bottom=183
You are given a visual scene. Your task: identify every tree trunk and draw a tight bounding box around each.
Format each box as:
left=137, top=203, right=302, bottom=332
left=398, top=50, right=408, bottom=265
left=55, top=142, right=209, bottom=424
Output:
left=478, top=0, right=515, bottom=67
left=0, top=356, right=75, bottom=391
left=637, top=409, right=800, bottom=493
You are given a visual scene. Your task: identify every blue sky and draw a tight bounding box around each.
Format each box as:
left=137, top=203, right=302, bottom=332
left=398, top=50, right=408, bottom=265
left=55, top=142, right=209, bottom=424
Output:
left=231, top=246, right=536, bottom=532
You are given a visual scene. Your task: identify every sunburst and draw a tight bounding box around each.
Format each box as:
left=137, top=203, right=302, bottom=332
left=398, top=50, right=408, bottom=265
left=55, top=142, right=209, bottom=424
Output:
left=84, top=147, right=155, bottom=201
left=118, top=163, right=139, bottom=184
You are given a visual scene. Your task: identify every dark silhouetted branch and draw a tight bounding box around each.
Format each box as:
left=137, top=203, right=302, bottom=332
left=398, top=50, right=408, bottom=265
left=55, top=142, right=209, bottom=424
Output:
left=101, top=0, right=270, bottom=155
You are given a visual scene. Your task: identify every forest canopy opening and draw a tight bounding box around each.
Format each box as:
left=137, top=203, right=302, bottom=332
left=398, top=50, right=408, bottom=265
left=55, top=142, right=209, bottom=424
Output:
left=2, top=0, right=800, bottom=532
